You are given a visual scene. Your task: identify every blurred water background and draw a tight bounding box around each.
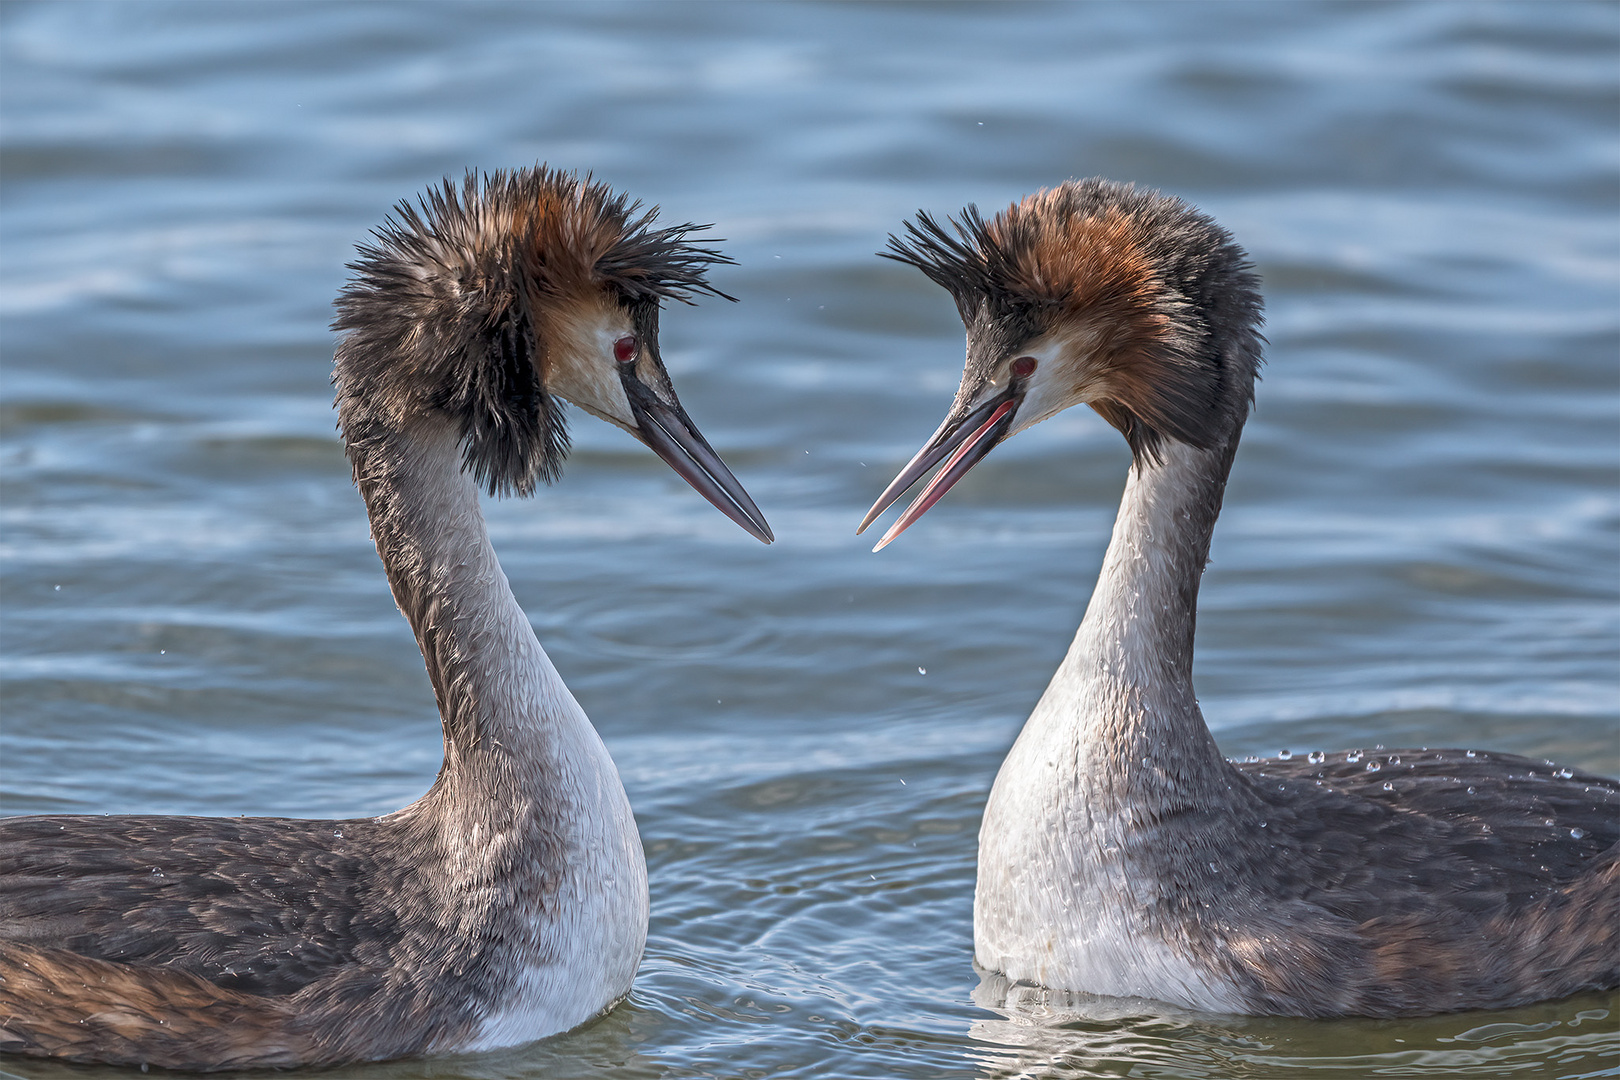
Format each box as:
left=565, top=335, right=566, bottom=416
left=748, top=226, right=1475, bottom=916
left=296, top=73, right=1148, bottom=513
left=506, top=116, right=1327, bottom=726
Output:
left=2, top=2, right=1617, bottom=1077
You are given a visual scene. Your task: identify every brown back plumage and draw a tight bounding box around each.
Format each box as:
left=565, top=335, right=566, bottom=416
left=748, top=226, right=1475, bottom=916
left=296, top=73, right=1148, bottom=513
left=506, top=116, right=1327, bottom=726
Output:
left=0, top=941, right=314, bottom=1069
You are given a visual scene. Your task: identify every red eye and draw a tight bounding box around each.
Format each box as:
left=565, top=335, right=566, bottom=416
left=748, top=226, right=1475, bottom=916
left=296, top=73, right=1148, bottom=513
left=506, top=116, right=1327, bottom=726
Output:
left=613, top=336, right=638, bottom=363
left=1011, top=356, right=1037, bottom=378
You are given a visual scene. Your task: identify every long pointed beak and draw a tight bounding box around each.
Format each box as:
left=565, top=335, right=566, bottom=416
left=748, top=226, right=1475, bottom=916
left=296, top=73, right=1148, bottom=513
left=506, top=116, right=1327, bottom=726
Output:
left=857, top=387, right=1020, bottom=552
left=622, top=372, right=774, bottom=544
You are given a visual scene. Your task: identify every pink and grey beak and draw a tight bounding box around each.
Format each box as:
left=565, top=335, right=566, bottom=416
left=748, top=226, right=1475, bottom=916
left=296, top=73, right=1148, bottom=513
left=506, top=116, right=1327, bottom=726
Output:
left=621, top=371, right=773, bottom=544
left=856, top=381, right=1022, bottom=551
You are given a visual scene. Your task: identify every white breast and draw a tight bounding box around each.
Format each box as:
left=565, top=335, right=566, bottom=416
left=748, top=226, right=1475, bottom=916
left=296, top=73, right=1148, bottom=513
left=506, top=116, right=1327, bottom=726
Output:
left=974, top=658, right=1247, bottom=1013
left=463, top=658, right=649, bottom=1050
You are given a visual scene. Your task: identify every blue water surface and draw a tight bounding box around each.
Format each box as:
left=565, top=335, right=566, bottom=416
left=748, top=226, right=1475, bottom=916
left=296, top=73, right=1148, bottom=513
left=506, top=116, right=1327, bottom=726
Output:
left=2, top=2, right=1616, bottom=1077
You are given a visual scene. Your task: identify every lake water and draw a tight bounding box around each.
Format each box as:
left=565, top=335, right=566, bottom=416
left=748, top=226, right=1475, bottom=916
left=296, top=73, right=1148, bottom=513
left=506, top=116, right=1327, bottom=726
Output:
left=2, top=2, right=1616, bottom=1077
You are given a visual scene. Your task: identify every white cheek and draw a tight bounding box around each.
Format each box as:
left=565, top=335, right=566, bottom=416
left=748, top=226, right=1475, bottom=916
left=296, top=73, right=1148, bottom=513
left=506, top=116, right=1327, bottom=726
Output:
left=549, top=317, right=636, bottom=428
left=1007, top=340, right=1074, bottom=437
left=588, top=324, right=637, bottom=424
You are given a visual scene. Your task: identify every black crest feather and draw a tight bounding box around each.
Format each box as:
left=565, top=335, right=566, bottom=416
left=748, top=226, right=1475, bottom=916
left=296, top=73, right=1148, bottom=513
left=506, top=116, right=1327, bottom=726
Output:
left=443, top=307, right=569, bottom=496
left=882, top=206, right=1020, bottom=322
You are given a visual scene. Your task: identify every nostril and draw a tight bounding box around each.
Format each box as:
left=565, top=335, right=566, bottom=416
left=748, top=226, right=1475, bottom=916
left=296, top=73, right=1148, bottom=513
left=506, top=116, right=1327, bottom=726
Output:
left=613, top=336, right=638, bottom=363
left=1011, top=356, right=1037, bottom=378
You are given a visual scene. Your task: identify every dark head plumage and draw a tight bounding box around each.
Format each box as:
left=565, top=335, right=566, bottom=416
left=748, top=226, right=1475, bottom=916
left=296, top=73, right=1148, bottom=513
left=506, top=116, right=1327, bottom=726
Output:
left=332, top=166, right=734, bottom=496
left=883, top=178, right=1264, bottom=463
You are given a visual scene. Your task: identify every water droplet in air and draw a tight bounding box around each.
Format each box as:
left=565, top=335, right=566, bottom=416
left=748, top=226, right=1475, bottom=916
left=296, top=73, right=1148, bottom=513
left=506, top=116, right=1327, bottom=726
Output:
left=1278, top=749, right=1292, bottom=760
left=1308, top=751, right=1325, bottom=764
left=918, top=667, right=926, bottom=675
left=1571, top=827, right=1587, bottom=840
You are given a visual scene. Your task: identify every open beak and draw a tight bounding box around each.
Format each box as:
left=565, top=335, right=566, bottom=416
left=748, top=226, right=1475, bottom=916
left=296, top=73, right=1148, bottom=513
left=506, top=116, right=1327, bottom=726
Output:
left=621, top=370, right=774, bottom=544
left=857, top=383, right=1021, bottom=552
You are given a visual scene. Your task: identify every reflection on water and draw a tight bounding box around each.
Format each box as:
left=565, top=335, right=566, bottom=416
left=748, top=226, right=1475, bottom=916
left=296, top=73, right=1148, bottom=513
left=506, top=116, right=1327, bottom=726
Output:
left=969, top=973, right=1619, bottom=1079
left=2, top=0, right=1617, bottom=1077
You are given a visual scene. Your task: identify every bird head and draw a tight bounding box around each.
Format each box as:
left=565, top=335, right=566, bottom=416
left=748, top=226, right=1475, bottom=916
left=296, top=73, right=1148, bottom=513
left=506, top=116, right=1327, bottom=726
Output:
left=859, top=179, right=1263, bottom=550
left=334, top=166, right=771, bottom=543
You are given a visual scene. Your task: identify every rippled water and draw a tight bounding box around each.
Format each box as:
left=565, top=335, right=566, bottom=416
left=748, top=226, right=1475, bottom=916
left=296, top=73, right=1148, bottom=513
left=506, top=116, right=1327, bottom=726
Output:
left=2, top=2, right=1617, bottom=1077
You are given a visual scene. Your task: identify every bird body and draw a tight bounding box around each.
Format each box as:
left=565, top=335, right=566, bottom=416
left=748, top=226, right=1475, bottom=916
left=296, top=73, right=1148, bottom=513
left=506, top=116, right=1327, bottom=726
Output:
left=864, top=178, right=1620, bottom=1017
left=0, top=167, right=770, bottom=1068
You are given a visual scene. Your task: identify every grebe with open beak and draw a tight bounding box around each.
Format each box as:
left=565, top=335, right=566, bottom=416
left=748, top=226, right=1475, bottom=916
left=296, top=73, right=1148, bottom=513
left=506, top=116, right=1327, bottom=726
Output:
left=862, top=178, right=1618, bottom=1017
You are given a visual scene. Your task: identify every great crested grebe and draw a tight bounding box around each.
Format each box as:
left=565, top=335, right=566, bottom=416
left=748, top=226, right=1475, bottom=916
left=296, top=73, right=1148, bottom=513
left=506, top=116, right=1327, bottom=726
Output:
left=861, top=178, right=1619, bottom=1017
left=0, top=167, right=772, bottom=1069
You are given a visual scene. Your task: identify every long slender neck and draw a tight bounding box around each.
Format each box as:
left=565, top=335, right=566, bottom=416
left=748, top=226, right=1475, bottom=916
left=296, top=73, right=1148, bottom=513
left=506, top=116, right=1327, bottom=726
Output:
left=340, top=414, right=648, bottom=1042
left=347, top=417, right=581, bottom=787
left=1077, top=436, right=1233, bottom=687
left=1039, top=430, right=1243, bottom=802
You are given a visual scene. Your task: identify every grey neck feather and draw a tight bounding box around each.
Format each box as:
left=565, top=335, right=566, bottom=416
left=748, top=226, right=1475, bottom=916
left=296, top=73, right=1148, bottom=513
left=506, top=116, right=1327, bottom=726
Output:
left=1046, top=426, right=1245, bottom=808
left=346, top=416, right=572, bottom=787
